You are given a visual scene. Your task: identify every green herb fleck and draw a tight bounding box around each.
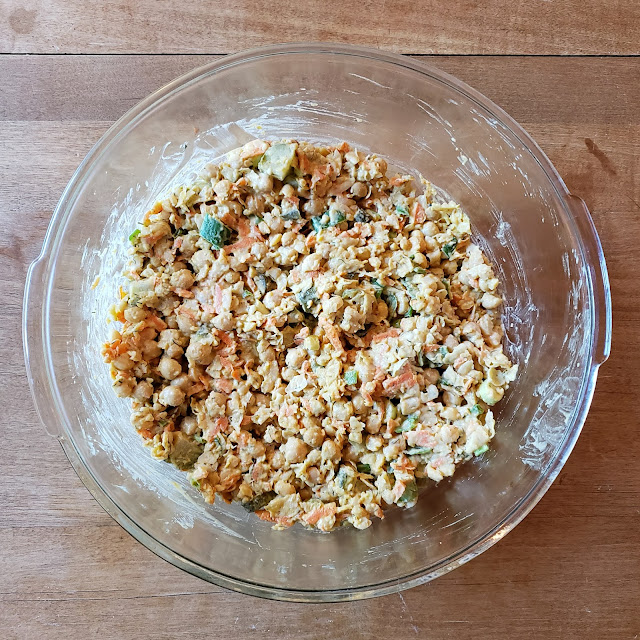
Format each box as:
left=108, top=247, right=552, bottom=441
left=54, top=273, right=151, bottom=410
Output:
left=356, top=463, right=371, bottom=474
left=396, top=204, right=409, bottom=216
left=190, top=477, right=201, bottom=489
left=129, top=229, right=141, bottom=243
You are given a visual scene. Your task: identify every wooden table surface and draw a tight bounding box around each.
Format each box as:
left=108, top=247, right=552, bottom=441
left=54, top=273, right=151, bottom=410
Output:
left=1, top=1, right=638, bottom=638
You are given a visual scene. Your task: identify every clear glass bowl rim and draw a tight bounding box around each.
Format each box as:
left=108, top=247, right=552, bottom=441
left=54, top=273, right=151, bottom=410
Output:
left=23, top=42, right=612, bottom=602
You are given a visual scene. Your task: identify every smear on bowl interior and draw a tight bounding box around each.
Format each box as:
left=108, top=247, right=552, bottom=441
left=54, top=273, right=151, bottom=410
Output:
left=102, top=139, right=517, bottom=531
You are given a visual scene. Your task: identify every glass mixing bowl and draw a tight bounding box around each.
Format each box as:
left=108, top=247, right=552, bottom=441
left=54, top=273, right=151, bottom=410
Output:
left=23, top=43, right=611, bottom=602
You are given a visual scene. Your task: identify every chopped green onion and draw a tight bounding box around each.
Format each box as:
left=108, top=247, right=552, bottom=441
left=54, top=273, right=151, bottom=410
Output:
left=413, top=267, right=426, bottom=274
left=242, top=288, right=253, bottom=299
left=438, top=376, right=452, bottom=387
left=194, top=434, right=206, bottom=444
left=329, top=210, right=347, bottom=226
left=371, top=278, right=384, bottom=299
left=398, top=480, right=418, bottom=504
left=242, top=491, right=277, bottom=512
left=297, top=286, right=317, bottom=312
left=344, top=370, right=358, bottom=385
left=254, top=274, right=268, bottom=295
left=384, top=291, right=398, bottom=315
left=406, top=447, right=432, bottom=456
left=405, top=307, right=414, bottom=318
left=335, top=466, right=353, bottom=489
left=129, top=228, right=141, bottom=243
left=442, top=237, right=458, bottom=259
left=470, top=404, right=484, bottom=416
left=395, top=413, right=419, bottom=433
left=396, top=204, right=409, bottom=216
left=281, top=208, right=301, bottom=221
left=173, top=227, right=187, bottom=238
left=190, top=478, right=201, bottom=489
left=474, top=444, right=489, bottom=456
left=356, top=463, right=371, bottom=474
left=200, top=214, right=232, bottom=249
left=311, top=215, right=328, bottom=233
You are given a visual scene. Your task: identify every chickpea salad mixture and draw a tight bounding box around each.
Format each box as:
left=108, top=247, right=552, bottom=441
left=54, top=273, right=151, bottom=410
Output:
left=102, top=139, right=517, bottom=532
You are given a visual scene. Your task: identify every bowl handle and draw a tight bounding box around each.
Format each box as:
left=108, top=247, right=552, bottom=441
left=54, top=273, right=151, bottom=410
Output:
left=23, top=255, right=62, bottom=438
left=565, top=194, right=612, bottom=366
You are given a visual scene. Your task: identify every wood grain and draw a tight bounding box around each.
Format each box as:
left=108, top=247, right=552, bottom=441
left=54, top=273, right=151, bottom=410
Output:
left=1, top=0, right=639, bottom=55
left=2, top=51, right=639, bottom=640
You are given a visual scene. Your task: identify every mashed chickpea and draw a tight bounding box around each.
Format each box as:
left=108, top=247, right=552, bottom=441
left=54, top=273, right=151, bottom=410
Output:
left=102, top=140, right=517, bottom=531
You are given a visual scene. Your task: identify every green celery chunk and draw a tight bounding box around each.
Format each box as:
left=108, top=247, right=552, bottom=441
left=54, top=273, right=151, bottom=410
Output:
left=200, top=214, right=232, bottom=249
left=344, top=370, right=358, bottom=385
left=258, top=143, right=297, bottom=180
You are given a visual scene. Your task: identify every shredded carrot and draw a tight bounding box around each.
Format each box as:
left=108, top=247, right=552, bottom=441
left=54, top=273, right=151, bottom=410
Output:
left=224, top=236, right=254, bottom=254
left=146, top=315, right=167, bottom=331
left=255, top=509, right=276, bottom=523
left=214, top=378, right=233, bottom=394
left=383, top=371, right=417, bottom=393
left=211, top=416, right=229, bottom=437
left=413, top=202, right=426, bottom=223
left=213, top=284, right=223, bottom=312
left=372, top=328, right=400, bottom=343
left=303, top=503, right=336, bottom=526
